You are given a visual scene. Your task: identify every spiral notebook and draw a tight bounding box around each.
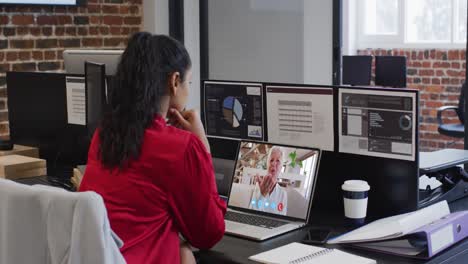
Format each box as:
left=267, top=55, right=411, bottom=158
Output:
left=249, top=242, right=376, bottom=264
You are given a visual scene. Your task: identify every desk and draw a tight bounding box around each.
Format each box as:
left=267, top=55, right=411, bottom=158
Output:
left=198, top=199, right=468, bottom=263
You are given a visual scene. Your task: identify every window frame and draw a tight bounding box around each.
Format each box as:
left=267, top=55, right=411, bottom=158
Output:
left=356, top=0, right=466, bottom=49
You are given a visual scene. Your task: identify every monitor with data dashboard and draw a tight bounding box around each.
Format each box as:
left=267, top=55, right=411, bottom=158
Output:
left=203, top=80, right=265, bottom=141
left=338, top=87, right=417, bottom=161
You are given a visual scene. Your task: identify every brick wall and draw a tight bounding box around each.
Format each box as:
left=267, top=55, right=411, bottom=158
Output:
left=0, top=0, right=143, bottom=136
left=358, top=48, right=466, bottom=151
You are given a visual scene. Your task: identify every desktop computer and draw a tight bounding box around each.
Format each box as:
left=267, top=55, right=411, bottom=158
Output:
left=7, top=67, right=107, bottom=179
left=63, top=49, right=122, bottom=75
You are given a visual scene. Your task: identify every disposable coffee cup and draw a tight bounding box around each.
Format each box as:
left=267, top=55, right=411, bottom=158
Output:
left=342, top=180, right=370, bottom=226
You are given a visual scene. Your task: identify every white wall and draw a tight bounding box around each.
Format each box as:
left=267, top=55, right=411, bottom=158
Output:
left=343, top=0, right=357, bottom=55
left=142, top=0, right=200, bottom=109
left=184, top=0, right=201, bottom=110
left=142, top=0, right=169, bottom=34
left=143, top=0, right=335, bottom=108
left=303, top=0, right=333, bottom=85
left=208, top=0, right=304, bottom=83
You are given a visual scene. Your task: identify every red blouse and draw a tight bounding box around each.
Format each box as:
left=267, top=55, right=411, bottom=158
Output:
left=79, top=116, right=226, bottom=264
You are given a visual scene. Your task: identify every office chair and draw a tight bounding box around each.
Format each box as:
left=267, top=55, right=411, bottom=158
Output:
left=437, top=82, right=466, bottom=138
left=342, top=55, right=372, bottom=86
left=0, top=180, right=125, bottom=264
left=375, top=56, right=407, bottom=88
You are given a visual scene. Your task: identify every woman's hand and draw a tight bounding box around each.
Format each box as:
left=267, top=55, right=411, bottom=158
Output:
left=258, top=174, right=276, bottom=197
left=168, top=108, right=210, bottom=153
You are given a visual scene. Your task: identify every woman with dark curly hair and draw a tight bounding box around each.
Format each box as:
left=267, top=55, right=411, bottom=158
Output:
left=79, top=32, right=226, bottom=264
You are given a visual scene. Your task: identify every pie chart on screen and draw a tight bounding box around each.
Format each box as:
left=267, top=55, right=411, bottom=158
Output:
left=222, top=96, right=243, bottom=128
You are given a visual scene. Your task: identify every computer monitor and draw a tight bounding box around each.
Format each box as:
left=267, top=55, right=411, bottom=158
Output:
left=375, top=56, right=407, bottom=88
left=7, top=72, right=89, bottom=176
left=265, top=84, right=334, bottom=151
left=63, top=49, right=122, bottom=75
left=338, top=87, right=417, bottom=161
left=312, top=86, right=419, bottom=218
left=342, top=55, right=372, bottom=86
left=203, top=80, right=265, bottom=141
left=228, top=141, right=321, bottom=220
left=85, top=61, right=106, bottom=136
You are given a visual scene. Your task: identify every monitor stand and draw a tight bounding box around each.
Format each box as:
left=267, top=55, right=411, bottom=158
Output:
left=419, top=149, right=468, bottom=207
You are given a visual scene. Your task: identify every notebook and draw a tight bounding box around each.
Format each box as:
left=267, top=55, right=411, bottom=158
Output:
left=249, top=242, right=376, bottom=264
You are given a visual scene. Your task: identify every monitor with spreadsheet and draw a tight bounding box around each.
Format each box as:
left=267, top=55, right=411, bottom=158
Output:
left=265, top=85, right=334, bottom=151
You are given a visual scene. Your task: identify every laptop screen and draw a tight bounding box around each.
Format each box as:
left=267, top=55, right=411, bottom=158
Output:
left=228, top=141, right=320, bottom=220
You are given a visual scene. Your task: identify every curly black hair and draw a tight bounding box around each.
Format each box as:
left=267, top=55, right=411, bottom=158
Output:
left=99, top=32, right=192, bottom=168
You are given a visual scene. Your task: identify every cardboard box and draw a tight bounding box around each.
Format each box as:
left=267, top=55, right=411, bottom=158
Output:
left=0, top=145, right=39, bottom=158
left=0, top=155, right=46, bottom=180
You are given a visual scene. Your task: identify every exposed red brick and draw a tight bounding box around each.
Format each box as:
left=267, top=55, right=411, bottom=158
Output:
left=110, top=27, right=121, bottom=35
left=30, top=27, right=41, bottom=36
left=102, top=5, right=119, bottom=14
left=0, top=16, right=9, bottom=25
left=12, top=15, right=34, bottom=25
left=82, top=38, right=103, bottom=47
left=6, top=52, right=17, bottom=61
left=87, top=4, right=100, bottom=13
left=0, top=2, right=143, bottom=137
left=448, top=50, right=460, bottom=60
left=18, top=51, right=31, bottom=60
left=32, top=51, right=43, bottom=60
left=124, top=17, right=141, bottom=25
left=433, top=62, right=451, bottom=68
left=420, top=69, right=435, bottom=76
left=451, top=62, right=461, bottom=69
left=103, top=16, right=123, bottom=25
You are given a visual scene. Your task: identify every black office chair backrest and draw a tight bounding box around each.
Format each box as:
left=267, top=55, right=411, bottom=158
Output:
left=342, top=55, right=372, bottom=86
left=457, top=82, right=466, bottom=123
left=375, top=56, right=407, bottom=88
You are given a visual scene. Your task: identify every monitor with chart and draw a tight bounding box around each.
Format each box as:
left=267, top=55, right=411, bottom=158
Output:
left=338, top=87, right=417, bottom=161
left=203, top=81, right=265, bottom=140
left=265, top=85, right=334, bottom=151
left=228, top=141, right=320, bottom=220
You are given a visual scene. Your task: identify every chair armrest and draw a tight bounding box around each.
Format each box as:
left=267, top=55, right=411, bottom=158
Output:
left=437, top=106, right=459, bottom=126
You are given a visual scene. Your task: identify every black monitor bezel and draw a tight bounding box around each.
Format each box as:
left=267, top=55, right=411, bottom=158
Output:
left=84, top=61, right=106, bottom=133
left=0, top=0, right=86, bottom=6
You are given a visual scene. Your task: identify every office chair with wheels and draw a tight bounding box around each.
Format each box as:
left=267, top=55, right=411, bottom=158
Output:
left=437, top=82, right=466, bottom=138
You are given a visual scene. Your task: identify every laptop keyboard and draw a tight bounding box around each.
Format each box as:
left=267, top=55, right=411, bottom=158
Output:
left=225, top=211, right=288, bottom=229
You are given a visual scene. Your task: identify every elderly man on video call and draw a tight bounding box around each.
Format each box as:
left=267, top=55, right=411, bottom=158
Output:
left=249, top=147, right=288, bottom=215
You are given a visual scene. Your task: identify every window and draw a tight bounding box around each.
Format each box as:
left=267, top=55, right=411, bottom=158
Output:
left=363, top=0, right=399, bottom=35
left=357, top=0, right=467, bottom=48
left=456, top=0, right=468, bottom=42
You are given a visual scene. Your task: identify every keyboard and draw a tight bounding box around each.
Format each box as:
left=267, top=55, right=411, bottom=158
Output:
left=15, top=176, right=50, bottom=185
left=225, top=211, right=288, bottom=229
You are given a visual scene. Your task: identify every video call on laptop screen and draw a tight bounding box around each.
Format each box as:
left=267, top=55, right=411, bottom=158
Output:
left=228, top=141, right=320, bottom=220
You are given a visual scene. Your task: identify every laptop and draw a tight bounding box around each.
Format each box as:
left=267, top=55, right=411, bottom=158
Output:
left=224, top=141, right=321, bottom=241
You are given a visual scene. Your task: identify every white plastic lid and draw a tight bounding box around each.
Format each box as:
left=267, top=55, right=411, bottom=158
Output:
left=342, top=180, right=370, bottom=192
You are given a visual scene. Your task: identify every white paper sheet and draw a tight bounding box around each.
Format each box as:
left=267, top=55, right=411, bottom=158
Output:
left=66, top=76, right=86, bottom=126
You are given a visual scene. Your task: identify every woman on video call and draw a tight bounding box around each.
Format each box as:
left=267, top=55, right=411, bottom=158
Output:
left=79, top=32, right=226, bottom=264
left=249, top=147, right=288, bottom=216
